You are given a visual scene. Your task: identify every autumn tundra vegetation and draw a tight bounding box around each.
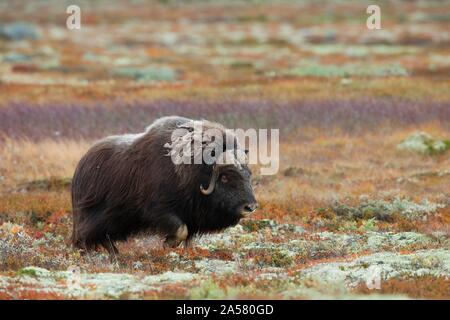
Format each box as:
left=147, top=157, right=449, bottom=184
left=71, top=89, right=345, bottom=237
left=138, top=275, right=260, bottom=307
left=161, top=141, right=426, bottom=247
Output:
left=0, top=0, right=449, bottom=299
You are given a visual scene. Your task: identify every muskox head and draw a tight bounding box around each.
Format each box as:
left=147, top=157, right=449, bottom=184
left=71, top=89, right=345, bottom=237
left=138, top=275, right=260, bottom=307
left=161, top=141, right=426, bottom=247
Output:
left=200, top=162, right=257, bottom=221
left=164, top=119, right=258, bottom=229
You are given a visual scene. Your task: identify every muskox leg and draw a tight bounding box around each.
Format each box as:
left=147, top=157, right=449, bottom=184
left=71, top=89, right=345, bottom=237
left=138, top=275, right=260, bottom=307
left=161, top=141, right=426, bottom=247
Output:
left=151, top=214, right=188, bottom=248
left=164, top=224, right=188, bottom=248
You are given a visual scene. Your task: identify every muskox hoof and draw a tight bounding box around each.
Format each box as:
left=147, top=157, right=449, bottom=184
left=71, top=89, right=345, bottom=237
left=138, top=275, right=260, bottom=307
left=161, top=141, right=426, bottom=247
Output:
left=164, top=224, right=188, bottom=248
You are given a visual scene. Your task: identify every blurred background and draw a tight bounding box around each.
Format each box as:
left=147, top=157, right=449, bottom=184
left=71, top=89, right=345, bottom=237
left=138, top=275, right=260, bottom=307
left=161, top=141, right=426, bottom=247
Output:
left=0, top=0, right=449, bottom=140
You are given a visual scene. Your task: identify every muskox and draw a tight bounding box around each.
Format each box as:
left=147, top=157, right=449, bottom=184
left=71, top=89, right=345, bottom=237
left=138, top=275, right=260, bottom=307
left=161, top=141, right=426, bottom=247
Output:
left=71, top=116, right=257, bottom=254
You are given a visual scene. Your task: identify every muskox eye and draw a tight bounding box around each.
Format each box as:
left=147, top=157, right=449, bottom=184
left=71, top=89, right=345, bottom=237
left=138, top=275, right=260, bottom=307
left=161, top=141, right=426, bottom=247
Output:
left=220, top=174, right=228, bottom=183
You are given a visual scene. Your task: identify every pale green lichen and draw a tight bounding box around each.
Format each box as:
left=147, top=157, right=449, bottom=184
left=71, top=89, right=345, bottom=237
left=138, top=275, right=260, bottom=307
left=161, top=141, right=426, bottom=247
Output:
left=366, top=232, right=433, bottom=251
left=194, top=259, right=237, bottom=274
left=143, top=271, right=197, bottom=283
left=112, top=66, right=177, bottom=82
left=333, top=197, right=444, bottom=221
left=397, top=132, right=450, bottom=155
left=241, top=219, right=305, bottom=234
left=1, top=215, right=448, bottom=299
left=287, top=62, right=408, bottom=78
left=302, top=44, right=419, bottom=57
left=196, top=224, right=257, bottom=251
left=1, top=268, right=199, bottom=299
left=297, top=249, right=450, bottom=288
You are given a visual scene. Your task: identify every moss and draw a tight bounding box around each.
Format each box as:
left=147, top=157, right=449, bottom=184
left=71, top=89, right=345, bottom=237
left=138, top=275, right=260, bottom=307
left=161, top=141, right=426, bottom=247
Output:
left=17, top=266, right=50, bottom=277
left=17, top=268, right=39, bottom=277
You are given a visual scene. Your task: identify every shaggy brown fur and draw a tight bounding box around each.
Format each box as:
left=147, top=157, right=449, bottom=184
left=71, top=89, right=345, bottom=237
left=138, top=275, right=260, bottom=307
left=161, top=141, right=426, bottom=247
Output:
left=71, top=116, right=257, bottom=254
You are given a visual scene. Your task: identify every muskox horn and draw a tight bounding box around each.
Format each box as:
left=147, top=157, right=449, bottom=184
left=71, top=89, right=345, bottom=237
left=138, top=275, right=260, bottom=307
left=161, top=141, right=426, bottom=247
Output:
left=200, top=165, right=219, bottom=195
left=200, top=163, right=230, bottom=195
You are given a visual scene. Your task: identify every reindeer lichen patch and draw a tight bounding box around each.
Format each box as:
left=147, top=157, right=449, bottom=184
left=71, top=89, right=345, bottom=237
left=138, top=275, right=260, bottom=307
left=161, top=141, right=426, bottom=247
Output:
left=297, top=249, right=450, bottom=288
left=194, top=259, right=238, bottom=274
left=144, top=271, right=196, bottom=283
left=397, top=132, right=450, bottom=155
left=332, top=197, right=445, bottom=221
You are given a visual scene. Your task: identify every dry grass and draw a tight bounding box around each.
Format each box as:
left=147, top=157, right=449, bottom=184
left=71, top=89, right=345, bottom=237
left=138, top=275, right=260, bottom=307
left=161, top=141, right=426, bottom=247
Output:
left=258, top=125, right=449, bottom=207
left=0, top=138, right=90, bottom=192
left=354, top=276, right=450, bottom=299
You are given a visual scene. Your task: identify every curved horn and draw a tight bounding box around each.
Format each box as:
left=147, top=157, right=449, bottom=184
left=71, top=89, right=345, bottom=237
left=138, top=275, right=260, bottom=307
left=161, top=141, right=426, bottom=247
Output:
left=200, top=166, right=219, bottom=195
left=200, top=163, right=229, bottom=195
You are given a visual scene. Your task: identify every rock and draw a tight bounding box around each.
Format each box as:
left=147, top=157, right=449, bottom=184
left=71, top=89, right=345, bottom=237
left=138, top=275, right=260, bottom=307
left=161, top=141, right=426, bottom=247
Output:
left=0, top=22, right=40, bottom=41
left=397, top=132, right=450, bottom=155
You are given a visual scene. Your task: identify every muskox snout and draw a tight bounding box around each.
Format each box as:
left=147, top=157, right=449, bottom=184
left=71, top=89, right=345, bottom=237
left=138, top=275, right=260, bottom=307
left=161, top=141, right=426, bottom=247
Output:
left=243, top=202, right=258, bottom=214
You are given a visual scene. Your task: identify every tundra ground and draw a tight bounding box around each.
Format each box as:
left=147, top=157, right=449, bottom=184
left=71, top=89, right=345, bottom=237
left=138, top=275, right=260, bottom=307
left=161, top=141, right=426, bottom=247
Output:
left=0, top=0, right=449, bottom=299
